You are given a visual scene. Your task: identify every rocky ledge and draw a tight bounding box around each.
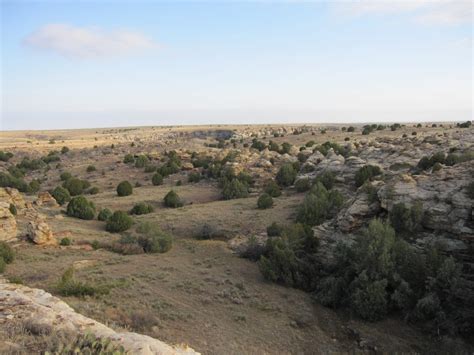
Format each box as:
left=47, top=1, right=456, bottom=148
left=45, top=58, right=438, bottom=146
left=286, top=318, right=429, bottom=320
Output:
left=0, top=279, right=199, bottom=354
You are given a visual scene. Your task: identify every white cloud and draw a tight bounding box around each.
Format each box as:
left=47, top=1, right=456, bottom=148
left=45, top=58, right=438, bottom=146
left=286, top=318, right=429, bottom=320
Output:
left=23, top=24, right=157, bottom=59
left=334, top=0, right=472, bottom=25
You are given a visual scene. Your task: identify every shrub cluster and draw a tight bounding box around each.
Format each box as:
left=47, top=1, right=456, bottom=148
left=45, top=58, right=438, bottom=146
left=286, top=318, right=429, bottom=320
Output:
left=389, top=202, right=424, bottom=235
left=97, top=208, right=112, bottom=221
left=130, top=202, right=154, bottom=215
left=55, top=267, right=110, bottom=297
left=0, top=242, right=15, bottom=274
left=257, top=193, right=273, bottom=209
left=295, top=178, right=311, bottom=192
left=163, top=190, right=183, bottom=207
left=314, top=219, right=470, bottom=334
left=105, top=211, right=133, bottom=232
left=276, top=163, right=297, bottom=187
left=354, top=165, right=382, bottom=187
left=66, top=196, right=96, bottom=220
left=63, top=177, right=90, bottom=196
left=258, top=224, right=319, bottom=290
left=116, top=181, right=133, bottom=197
left=0, top=151, right=13, bottom=162
left=51, top=186, right=71, bottom=205
left=296, top=182, right=343, bottom=226
left=264, top=180, right=281, bottom=197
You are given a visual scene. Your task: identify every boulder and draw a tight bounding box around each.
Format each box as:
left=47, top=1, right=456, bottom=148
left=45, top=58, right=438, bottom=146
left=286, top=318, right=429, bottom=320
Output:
left=0, top=279, right=199, bottom=354
left=26, top=215, right=57, bottom=246
left=34, top=192, right=59, bottom=208
left=0, top=202, right=17, bottom=242
left=0, top=188, right=26, bottom=211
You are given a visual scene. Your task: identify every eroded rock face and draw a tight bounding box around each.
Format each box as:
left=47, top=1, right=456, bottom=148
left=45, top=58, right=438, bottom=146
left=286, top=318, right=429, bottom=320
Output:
left=0, top=202, right=17, bottom=242
left=378, top=162, right=473, bottom=237
left=34, top=192, right=59, bottom=208
left=0, top=279, right=199, bottom=354
left=0, top=188, right=26, bottom=211
left=26, top=214, right=57, bottom=246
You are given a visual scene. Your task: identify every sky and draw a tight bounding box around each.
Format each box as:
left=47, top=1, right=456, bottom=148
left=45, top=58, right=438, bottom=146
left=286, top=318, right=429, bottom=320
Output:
left=1, top=0, right=472, bottom=130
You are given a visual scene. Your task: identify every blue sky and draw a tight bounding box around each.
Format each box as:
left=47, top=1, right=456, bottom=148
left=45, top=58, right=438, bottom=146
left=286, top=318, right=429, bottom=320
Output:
left=1, top=1, right=472, bottom=130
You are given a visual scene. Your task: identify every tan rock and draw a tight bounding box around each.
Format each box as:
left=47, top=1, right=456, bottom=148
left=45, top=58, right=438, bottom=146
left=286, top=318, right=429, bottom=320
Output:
left=34, top=191, right=59, bottom=207
left=0, top=202, right=17, bottom=242
left=0, top=279, right=199, bottom=354
left=0, top=187, right=26, bottom=211
left=26, top=215, right=57, bottom=245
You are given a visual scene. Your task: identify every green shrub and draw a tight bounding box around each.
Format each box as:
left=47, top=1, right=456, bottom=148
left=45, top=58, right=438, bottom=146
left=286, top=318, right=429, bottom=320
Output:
left=222, top=178, right=249, bottom=200
left=251, top=139, right=266, bottom=151
left=258, top=224, right=318, bottom=290
left=257, top=193, right=273, bottom=209
left=97, top=208, right=112, bottom=221
left=355, top=165, right=382, bottom=187
left=46, top=332, right=126, bottom=354
left=105, top=211, right=133, bottom=232
left=351, top=272, right=388, bottom=321
left=264, top=180, right=281, bottom=197
left=296, top=183, right=343, bottom=226
left=195, top=223, right=218, bottom=240
left=279, top=142, right=292, bottom=154
left=52, top=186, right=71, bottom=205
left=55, top=267, right=110, bottom=297
left=188, top=171, right=201, bottom=183
left=163, top=190, right=183, bottom=208
left=66, top=196, right=95, bottom=220
left=130, top=202, right=154, bottom=215
left=61, top=146, right=69, bottom=154
left=116, top=181, right=133, bottom=197
left=60, top=171, right=72, bottom=181
left=0, top=258, right=5, bottom=273
left=60, top=237, right=72, bottom=246
left=9, top=203, right=17, bottom=216
left=314, top=171, right=336, bottom=190
left=0, top=151, right=13, bottom=162
left=467, top=181, right=474, bottom=199
left=276, top=163, right=297, bottom=187
left=62, top=178, right=85, bottom=196
left=87, top=186, right=99, bottom=195
left=123, top=154, right=135, bottom=164
left=151, top=173, right=163, bottom=186
left=0, top=242, right=15, bottom=264
left=134, top=155, right=149, bottom=168
left=0, top=172, right=28, bottom=192
left=28, top=180, right=41, bottom=194
left=86, top=165, right=96, bottom=173
left=389, top=202, right=424, bottom=235
left=266, top=222, right=284, bottom=237
left=136, top=222, right=173, bottom=253
left=295, top=178, right=311, bottom=192
left=144, top=165, right=157, bottom=173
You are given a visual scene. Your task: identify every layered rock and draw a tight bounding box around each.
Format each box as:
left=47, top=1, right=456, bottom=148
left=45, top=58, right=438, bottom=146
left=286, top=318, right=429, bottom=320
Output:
left=26, top=214, right=57, bottom=246
left=0, top=188, right=26, bottom=211
left=34, top=192, right=59, bottom=208
left=0, top=279, right=199, bottom=354
left=0, top=202, right=17, bottom=242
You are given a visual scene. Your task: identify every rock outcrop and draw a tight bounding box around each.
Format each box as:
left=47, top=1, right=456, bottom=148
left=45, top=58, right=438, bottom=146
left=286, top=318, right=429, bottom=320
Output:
left=34, top=191, right=59, bottom=208
left=0, top=279, right=199, bottom=354
left=0, top=188, right=26, bottom=211
left=0, top=202, right=17, bottom=242
left=26, top=214, right=57, bottom=246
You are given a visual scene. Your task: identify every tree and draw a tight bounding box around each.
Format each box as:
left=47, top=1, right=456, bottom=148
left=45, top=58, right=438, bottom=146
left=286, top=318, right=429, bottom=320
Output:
left=51, top=186, right=71, bottom=205
left=63, top=178, right=84, bottom=196
left=264, top=180, right=282, bottom=197
left=276, top=163, right=297, bottom=187
left=106, top=211, right=133, bottom=232
left=152, top=173, right=163, bottom=186
left=222, top=178, right=249, bottom=200
left=116, top=181, right=133, bottom=197
left=257, top=193, right=274, bottom=209
left=164, top=190, right=183, bottom=208
left=66, top=196, right=96, bottom=220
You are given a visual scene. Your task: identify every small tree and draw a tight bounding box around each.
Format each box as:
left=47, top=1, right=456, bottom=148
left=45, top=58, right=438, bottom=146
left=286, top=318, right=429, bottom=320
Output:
left=116, top=181, right=133, bottom=197
left=355, top=165, right=382, bottom=187
left=264, top=180, right=282, bottom=197
left=137, top=222, right=173, bottom=253
left=98, top=208, right=112, bottom=221
left=106, top=211, right=133, bottom=232
left=130, top=202, right=154, bottom=215
left=188, top=171, right=201, bottom=183
left=295, top=178, right=311, bottom=192
left=62, top=178, right=84, bottom=196
left=222, top=178, right=249, bottom=200
left=66, top=196, right=96, bottom=220
left=257, top=193, right=273, bottom=209
left=86, top=165, right=96, bottom=172
left=123, top=154, right=135, bottom=164
left=276, top=163, right=297, bottom=187
left=52, top=186, right=71, bottom=205
left=152, top=173, right=163, bottom=186
left=163, top=190, right=183, bottom=208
